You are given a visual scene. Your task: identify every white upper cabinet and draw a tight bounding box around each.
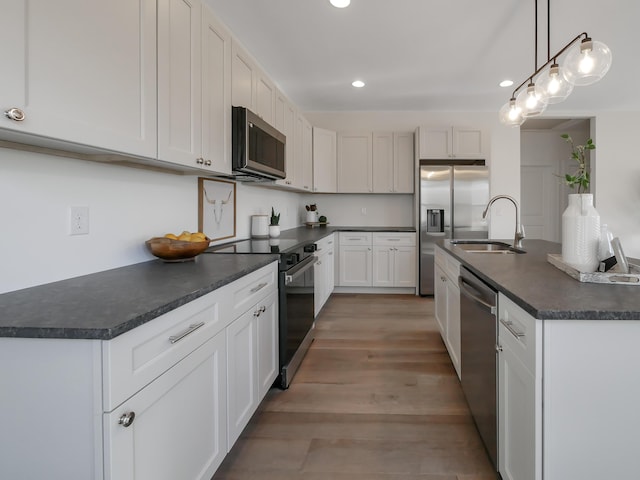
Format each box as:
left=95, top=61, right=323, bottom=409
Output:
left=393, top=132, right=415, bottom=193
left=0, top=0, right=157, bottom=158
left=256, top=73, right=276, bottom=125
left=419, top=126, right=486, bottom=159
left=337, top=132, right=374, bottom=193
left=301, top=116, right=313, bottom=191
left=201, top=7, right=232, bottom=175
left=157, top=0, right=202, bottom=168
left=372, top=133, right=394, bottom=193
left=231, top=40, right=256, bottom=111
left=158, top=0, right=232, bottom=174
left=313, top=127, right=337, bottom=193
left=231, top=40, right=275, bottom=125
left=274, top=90, right=297, bottom=188
left=339, top=131, right=414, bottom=193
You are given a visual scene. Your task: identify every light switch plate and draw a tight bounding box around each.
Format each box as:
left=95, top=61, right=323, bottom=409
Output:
left=69, top=206, right=89, bottom=235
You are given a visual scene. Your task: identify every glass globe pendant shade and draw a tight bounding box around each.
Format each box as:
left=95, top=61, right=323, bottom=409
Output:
left=537, top=63, right=574, bottom=104
left=516, top=82, right=548, bottom=117
left=499, top=98, right=525, bottom=127
left=562, top=38, right=612, bottom=86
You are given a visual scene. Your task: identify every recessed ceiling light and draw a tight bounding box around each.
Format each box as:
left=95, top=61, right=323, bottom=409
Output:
left=330, top=0, right=351, bottom=8
left=352, top=80, right=365, bottom=88
left=500, top=80, right=514, bottom=87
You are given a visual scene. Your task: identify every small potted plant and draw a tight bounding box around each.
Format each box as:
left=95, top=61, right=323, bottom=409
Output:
left=269, top=207, right=280, bottom=238
left=559, top=133, right=600, bottom=272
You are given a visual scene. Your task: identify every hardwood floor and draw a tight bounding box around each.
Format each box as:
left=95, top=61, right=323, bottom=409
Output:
left=212, top=294, right=496, bottom=480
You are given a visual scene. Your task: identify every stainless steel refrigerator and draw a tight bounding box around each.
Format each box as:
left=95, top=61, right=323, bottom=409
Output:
left=419, top=161, right=489, bottom=295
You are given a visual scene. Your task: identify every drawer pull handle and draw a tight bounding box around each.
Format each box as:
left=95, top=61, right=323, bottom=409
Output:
left=249, top=282, right=268, bottom=294
left=500, top=319, right=525, bottom=339
left=169, top=321, right=205, bottom=344
left=118, top=411, right=135, bottom=428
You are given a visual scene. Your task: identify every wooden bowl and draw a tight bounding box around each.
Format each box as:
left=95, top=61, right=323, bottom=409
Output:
left=145, top=237, right=211, bottom=262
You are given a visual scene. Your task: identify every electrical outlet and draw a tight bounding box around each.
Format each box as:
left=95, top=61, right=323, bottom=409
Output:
left=361, top=207, right=367, bottom=215
left=69, top=206, right=89, bottom=235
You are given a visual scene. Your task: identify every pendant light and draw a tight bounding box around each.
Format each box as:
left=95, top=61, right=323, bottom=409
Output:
left=498, top=97, right=525, bottom=127
left=516, top=81, right=548, bottom=116
left=499, top=0, right=611, bottom=126
left=562, top=37, right=613, bottom=86
left=537, top=63, right=574, bottom=103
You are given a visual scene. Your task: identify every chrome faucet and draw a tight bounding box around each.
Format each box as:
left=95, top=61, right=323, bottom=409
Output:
left=482, top=195, right=525, bottom=249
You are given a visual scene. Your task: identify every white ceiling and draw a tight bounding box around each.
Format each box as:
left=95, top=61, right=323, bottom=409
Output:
left=204, top=0, right=638, bottom=114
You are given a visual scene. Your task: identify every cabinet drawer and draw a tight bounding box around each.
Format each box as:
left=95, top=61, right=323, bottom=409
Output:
left=228, top=262, right=278, bottom=319
left=373, top=232, right=416, bottom=247
left=498, top=294, right=539, bottom=374
left=435, top=246, right=460, bottom=280
left=339, top=232, right=372, bottom=246
left=103, top=287, right=229, bottom=411
left=315, top=234, right=335, bottom=255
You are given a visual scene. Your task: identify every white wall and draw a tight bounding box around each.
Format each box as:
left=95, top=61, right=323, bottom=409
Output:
left=0, top=148, right=303, bottom=294
left=592, top=112, right=640, bottom=258
left=302, top=193, right=414, bottom=227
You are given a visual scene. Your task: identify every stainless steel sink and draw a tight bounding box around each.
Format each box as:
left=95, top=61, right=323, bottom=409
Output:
left=450, top=240, right=526, bottom=254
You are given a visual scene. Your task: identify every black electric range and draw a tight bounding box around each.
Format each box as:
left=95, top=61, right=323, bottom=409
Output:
left=206, top=237, right=317, bottom=388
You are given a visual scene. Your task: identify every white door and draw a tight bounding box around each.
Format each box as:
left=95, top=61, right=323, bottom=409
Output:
left=393, top=246, right=417, bottom=288
left=157, top=0, right=202, bottom=167
left=498, top=341, right=537, bottom=480
left=0, top=0, right=157, bottom=158
left=226, top=308, right=258, bottom=446
left=372, top=246, right=394, bottom=287
left=256, top=292, right=278, bottom=399
left=104, top=332, right=227, bottom=480
left=434, top=264, right=447, bottom=337
left=393, top=132, right=415, bottom=193
left=275, top=92, right=296, bottom=187
left=231, top=40, right=255, bottom=110
left=313, top=127, right=337, bottom=193
left=339, top=245, right=372, bottom=287
left=201, top=7, right=231, bottom=174
left=372, top=132, right=394, bottom=193
left=337, top=132, right=373, bottom=193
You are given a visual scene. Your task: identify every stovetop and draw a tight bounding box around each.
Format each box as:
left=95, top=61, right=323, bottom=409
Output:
left=206, top=238, right=303, bottom=255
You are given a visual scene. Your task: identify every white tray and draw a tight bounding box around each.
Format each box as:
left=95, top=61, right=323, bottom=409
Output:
left=547, top=254, right=640, bottom=285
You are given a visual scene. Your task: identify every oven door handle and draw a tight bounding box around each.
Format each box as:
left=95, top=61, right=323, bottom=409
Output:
left=285, top=255, right=317, bottom=285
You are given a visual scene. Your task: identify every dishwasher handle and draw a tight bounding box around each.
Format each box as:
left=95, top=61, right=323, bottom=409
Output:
left=459, top=275, right=497, bottom=315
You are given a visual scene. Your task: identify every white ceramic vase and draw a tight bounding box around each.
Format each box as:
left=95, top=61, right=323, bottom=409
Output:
left=269, top=225, right=280, bottom=238
left=562, top=193, right=601, bottom=272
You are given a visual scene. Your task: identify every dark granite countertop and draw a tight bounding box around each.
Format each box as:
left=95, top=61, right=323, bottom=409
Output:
left=440, top=239, right=640, bottom=320
left=0, top=254, right=278, bottom=340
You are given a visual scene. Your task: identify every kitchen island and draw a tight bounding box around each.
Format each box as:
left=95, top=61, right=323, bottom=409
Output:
left=437, top=238, right=640, bottom=480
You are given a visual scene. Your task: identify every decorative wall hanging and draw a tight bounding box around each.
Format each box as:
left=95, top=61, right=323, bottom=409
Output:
left=198, top=178, right=236, bottom=242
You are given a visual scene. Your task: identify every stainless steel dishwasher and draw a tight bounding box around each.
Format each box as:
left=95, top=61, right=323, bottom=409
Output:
left=459, top=266, right=498, bottom=470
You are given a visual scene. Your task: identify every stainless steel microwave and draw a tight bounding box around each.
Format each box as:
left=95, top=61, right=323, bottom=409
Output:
left=232, top=106, right=286, bottom=180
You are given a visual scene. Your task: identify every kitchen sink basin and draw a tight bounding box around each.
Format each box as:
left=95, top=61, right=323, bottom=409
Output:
left=450, top=240, right=526, bottom=254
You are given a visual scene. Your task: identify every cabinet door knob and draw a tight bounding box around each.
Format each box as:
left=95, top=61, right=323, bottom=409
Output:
left=196, top=157, right=204, bottom=165
left=204, top=159, right=212, bottom=166
left=118, top=411, right=136, bottom=428
left=496, top=344, right=503, bottom=353
left=254, top=305, right=266, bottom=317
left=4, top=107, right=25, bottom=122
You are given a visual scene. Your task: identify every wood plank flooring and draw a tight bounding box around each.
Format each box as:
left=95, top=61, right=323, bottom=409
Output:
left=212, top=294, right=496, bottom=480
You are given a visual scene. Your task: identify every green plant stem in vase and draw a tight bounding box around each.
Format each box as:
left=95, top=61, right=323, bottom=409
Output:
left=560, top=134, right=595, bottom=194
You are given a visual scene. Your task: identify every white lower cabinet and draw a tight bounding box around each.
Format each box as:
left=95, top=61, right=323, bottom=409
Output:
left=314, top=234, right=335, bottom=316
left=227, top=290, right=278, bottom=446
left=338, top=232, right=373, bottom=287
left=433, top=246, right=461, bottom=378
left=104, top=331, right=227, bottom=480
left=0, top=262, right=278, bottom=480
left=338, top=232, right=416, bottom=290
